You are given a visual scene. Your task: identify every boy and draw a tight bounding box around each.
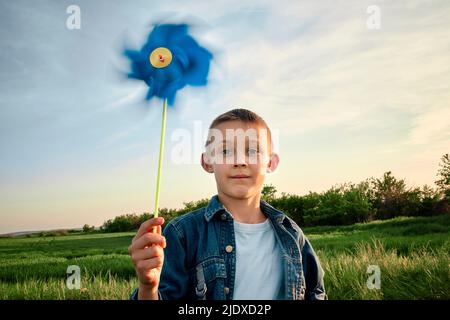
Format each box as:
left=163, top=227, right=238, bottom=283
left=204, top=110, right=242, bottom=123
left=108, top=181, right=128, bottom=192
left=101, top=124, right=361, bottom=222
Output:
left=129, top=108, right=326, bottom=300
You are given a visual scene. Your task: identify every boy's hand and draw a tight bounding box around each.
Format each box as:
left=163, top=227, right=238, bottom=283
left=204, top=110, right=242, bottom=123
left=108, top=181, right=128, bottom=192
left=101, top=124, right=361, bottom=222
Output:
left=128, top=217, right=166, bottom=300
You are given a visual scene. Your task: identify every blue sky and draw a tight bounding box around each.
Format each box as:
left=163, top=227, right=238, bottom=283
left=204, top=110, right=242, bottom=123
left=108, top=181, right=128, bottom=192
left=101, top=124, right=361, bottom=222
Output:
left=1, top=0, right=449, bottom=233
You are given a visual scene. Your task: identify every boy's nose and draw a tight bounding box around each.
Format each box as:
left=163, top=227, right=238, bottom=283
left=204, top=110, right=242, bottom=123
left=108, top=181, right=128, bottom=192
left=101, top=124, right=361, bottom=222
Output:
left=233, top=162, right=247, bottom=167
left=234, top=155, right=247, bottom=166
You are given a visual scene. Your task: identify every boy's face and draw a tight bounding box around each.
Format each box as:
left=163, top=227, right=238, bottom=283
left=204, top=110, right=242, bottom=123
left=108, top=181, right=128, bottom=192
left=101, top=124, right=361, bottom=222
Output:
left=201, top=120, right=279, bottom=200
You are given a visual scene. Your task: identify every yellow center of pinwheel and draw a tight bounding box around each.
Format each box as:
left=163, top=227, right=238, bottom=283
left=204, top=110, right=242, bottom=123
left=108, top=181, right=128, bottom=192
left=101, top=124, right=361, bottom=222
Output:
left=149, top=47, right=172, bottom=68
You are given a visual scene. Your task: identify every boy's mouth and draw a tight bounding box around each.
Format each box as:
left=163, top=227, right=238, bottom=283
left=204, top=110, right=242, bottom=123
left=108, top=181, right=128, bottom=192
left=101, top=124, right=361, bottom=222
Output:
left=230, top=174, right=251, bottom=179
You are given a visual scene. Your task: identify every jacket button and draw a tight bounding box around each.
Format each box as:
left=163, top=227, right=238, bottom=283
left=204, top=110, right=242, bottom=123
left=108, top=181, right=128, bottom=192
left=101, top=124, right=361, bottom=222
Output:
left=224, top=287, right=230, bottom=295
left=300, top=288, right=306, bottom=297
left=225, top=245, right=233, bottom=253
left=221, top=213, right=227, bottom=221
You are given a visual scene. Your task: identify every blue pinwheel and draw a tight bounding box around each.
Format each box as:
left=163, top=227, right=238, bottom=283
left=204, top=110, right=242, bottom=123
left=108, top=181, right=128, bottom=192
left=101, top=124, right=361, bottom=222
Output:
left=124, top=24, right=213, bottom=105
left=123, top=23, right=213, bottom=226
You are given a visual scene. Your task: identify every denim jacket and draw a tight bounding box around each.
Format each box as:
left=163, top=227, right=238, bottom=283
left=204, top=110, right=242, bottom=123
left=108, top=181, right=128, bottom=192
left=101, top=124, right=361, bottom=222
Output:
left=131, top=195, right=326, bottom=300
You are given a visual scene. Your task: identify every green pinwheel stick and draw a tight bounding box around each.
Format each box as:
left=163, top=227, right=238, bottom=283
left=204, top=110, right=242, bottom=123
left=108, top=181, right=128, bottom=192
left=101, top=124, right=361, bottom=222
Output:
left=153, top=98, right=167, bottom=222
left=124, top=24, right=213, bottom=233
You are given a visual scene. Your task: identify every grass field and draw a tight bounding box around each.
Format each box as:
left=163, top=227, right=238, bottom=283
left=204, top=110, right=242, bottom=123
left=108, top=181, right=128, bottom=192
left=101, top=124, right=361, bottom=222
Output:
left=0, top=215, right=449, bottom=299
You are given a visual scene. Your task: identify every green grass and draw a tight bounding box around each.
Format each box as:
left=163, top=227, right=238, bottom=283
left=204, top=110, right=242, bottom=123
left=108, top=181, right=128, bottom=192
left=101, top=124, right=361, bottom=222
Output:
left=0, top=232, right=135, bottom=283
left=0, top=215, right=449, bottom=299
left=304, top=215, right=450, bottom=255
left=304, top=215, right=450, bottom=299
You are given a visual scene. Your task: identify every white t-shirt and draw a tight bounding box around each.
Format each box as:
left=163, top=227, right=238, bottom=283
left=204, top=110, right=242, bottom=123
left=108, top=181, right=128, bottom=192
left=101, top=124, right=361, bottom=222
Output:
left=232, top=218, right=285, bottom=300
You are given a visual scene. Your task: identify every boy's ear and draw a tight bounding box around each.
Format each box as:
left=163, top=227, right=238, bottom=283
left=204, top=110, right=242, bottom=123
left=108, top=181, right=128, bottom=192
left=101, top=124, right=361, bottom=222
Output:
left=201, top=153, right=214, bottom=173
left=266, top=152, right=280, bottom=173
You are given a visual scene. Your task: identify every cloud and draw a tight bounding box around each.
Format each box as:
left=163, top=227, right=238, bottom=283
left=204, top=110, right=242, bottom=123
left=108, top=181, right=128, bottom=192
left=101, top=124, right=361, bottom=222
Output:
left=214, top=0, right=450, bottom=151
left=100, top=85, right=146, bottom=111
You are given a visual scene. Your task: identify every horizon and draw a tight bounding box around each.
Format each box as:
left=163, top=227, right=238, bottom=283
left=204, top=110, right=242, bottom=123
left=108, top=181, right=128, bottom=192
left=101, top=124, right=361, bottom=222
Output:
left=1, top=168, right=445, bottom=235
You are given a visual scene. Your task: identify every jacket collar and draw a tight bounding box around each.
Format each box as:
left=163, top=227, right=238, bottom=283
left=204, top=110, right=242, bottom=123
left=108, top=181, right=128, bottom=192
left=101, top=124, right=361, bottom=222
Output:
left=204, top=194, right=286, bottom=224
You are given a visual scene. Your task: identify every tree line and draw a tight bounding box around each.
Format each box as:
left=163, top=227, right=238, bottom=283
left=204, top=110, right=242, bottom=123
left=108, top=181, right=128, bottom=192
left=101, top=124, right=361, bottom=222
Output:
left=97, top=154, right=450, bottom=232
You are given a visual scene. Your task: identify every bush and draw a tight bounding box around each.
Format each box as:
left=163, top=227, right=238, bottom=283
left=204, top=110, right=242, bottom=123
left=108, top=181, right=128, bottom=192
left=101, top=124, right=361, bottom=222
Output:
left=83, top=224, right=95, bottom=233
left=301, top=183, right=372, bottom=227
left=101, top=214, right=144, bottom=233
left=37, top=230, right=69, bottom=237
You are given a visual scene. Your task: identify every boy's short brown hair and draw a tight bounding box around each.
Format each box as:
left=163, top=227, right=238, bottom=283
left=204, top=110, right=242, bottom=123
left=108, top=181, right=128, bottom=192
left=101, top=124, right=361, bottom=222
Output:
left=206, top=108, right=273, bottom=150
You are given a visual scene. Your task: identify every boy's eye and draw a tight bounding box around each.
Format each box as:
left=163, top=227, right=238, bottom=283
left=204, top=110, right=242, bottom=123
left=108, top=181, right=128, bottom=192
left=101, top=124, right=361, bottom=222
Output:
left=222, top=148, right=233, bottom=156
left=247, top=148, right=259, bottom=156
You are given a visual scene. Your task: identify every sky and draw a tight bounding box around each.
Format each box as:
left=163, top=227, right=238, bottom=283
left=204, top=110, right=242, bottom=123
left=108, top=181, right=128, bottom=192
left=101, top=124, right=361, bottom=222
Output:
left=0, top=0, right=449, bottom=234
